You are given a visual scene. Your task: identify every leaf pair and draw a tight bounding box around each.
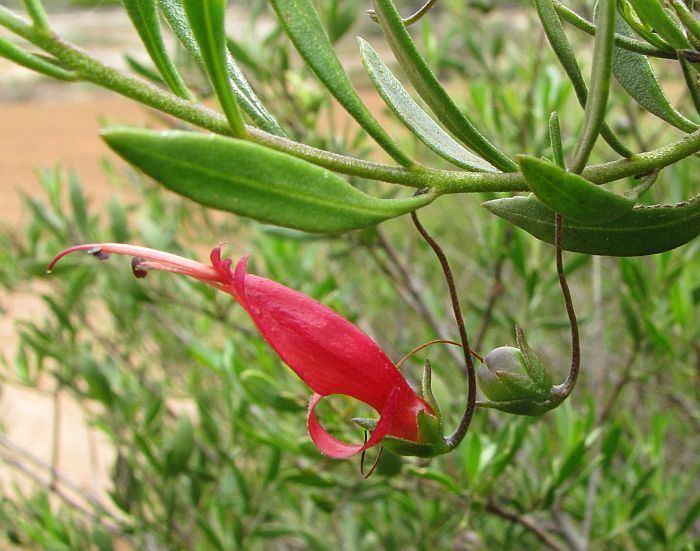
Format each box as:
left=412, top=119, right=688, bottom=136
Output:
left=485, top=157, right=700, bottom=256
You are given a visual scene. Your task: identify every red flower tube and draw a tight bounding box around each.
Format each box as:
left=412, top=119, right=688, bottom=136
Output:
left=48, top=243, right=433, bottom=458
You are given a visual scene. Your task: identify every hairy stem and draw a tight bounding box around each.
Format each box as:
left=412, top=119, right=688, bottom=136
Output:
left=2, top=6, right=700, bottom=192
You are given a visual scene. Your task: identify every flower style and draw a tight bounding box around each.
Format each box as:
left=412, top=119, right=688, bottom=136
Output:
left=48, top=243, right=438, bottom=458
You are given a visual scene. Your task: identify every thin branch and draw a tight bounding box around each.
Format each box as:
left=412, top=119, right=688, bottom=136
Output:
left=596, top=345, right=640, bottom=425
left=410, top=211, right=475, bottom=449
left=1, top=6, right=699, bottom=192
left=485, top=500, right=567, bottom=551
left=474, top=227, right=511, bottom=350
left=0, top=434, right=112, bottom=514
left=374, top=229, right=463, bottom=365
left=552, top=215, right=580, bottom=399
left=551, top=505, right=586, bottom=551
left=367, top=0, right=438, bottom=26
left=0, top=451, right=124, bottom=534
left=50, top=381, right=62, bottom=490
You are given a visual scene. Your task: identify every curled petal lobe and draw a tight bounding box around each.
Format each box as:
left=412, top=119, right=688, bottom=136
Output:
left=307, top=389, right=399, bottom=459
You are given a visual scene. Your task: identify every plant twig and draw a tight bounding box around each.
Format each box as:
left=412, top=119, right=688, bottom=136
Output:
left=373, top=229, right=463, bottom=365
left=3, top=5, right=699, bottom=192
left=0, top=434, right=111, bottom=513
left=485, top=500, right=567, bottom=551
left=367, top=1, right=439, bottom=27
left=50, top=381, right=62, bottom=490
left=0, top=451, right=125, bottom=534
left=552, top=215, right=580, bottom=399
left=596, top=345, right=640, bottom=425
left=410, top=211, right=475, bottom=449
left=551, top=505, right=586, bottom=551
left=474, top=227, right=511, bottom=350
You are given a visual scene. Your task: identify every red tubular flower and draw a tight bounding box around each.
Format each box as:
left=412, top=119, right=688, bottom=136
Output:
left=48, top=243, right=432, bottom=458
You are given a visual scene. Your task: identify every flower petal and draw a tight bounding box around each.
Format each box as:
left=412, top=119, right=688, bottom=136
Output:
left=231, top=256, right=427, bottom=440
left=307, top=388, right=399, bottom=458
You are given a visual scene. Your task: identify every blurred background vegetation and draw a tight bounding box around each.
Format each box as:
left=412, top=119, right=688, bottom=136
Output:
left=0, top=0, right=698, bottom=549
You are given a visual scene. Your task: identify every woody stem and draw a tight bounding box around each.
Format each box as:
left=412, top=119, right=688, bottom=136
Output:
left=553, top=214, right=581, bottom=398
left=410, top=212, right=476, bottom=450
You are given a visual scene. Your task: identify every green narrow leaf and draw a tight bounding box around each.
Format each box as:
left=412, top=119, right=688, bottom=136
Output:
left=627, top=0, right=691, bottom=49
left=519, top=155, right=635, bottom=223
left=613, top=16, right=698, bottom=132
left=0, top=36, right=75, bottom=81
left=269, top=0, right=414, bottom=167
left=183, top=0, right=245, bottom=136
left=122, top=0, right=191, bottom=98
left=620, top=0, right=674, bottom=50
left=552, top=0, right=674, bottom=58
left=679, top=56, right=700, bottom=115
left=571, top=0, right=616, bottom=172
left=671, top=0, right=700, bottom=43
left=548, top=111, right=565, bottom=168
left=158, top=0, right=285, bottom=136
left=102, top=128, right=434, bottom=233
left=358, top=37, right=496, bottom=172
left=124, top=54, right=166, bottom=85
left=371, top=0, right=516, bottom=172
left=676, top=495, right=700, bottom=537
left=163, top=415, right=195, bottom=475
left=483, top=194, right=700, bottom=256
left=534, top=0, right=633, bottom=159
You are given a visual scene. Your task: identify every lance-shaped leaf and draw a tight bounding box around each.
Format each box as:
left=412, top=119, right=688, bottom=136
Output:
left=620, top=0, right=673, bottom=50
left=269, top=0, right=414, bottom=167
left=123, top=0, right=191, bottom=99
left=102, top=128, right=433, bottom=233
left=371, top=0, right=517, bottom=172
left=570, top=0, right=616, bottom=172
left=552, top=0, right=675, bottom=58
left=534, top=0, right=633, bottom=159
left=183, top=0, right=245, bottom=136
left=358, top=38, right=496, bottom=173
left=680, top=56, right=700, bottom=115
left=613, top=16, right=697, bottom=133
left=0, top=36, right=75, bottom=81
left=519, top=155, right=635, bottom=223
left=627, top=0, right=691, bottom=50
left=483, top=194, right=700, bottom=256
left=158, top=0, right=284, bottom=136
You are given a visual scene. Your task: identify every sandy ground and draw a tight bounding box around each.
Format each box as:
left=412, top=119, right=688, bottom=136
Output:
left=0, top=95, right=150, bottom=532
left=0, top=6, right=162, bottom=523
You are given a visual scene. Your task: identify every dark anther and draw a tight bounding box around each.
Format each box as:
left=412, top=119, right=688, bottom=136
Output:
left=131, top=257, right=148, bottom=279
left=87, top=246, right=110, bottom=260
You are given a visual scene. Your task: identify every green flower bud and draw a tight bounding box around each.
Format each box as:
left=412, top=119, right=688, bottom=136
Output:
left=477, top=327, right=564, bottom=416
